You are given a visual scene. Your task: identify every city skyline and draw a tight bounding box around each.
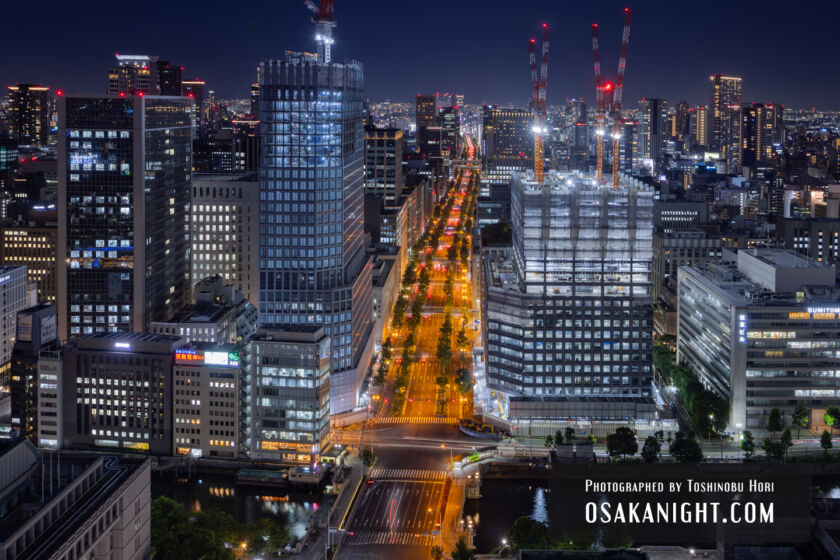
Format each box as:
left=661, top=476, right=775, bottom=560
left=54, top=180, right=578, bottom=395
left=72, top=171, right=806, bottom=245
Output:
left=3, top=1, right=840, bottom=108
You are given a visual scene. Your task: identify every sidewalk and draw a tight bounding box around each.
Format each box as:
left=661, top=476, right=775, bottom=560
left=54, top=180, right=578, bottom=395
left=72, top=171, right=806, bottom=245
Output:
left=440, top=464, right=476, bottom=552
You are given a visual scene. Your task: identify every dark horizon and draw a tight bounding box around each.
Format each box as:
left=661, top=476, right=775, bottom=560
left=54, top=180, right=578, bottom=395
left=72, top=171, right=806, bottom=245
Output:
left=4, top=1, right=840, bottom=109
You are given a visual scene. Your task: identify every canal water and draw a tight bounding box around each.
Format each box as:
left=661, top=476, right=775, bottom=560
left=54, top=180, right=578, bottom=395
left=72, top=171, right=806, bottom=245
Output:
left=152, top=471, right=333, bottom=542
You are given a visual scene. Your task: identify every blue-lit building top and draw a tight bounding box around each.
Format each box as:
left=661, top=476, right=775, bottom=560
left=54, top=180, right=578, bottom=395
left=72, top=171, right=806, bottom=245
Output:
left=258, top=52, right=373, bottom=414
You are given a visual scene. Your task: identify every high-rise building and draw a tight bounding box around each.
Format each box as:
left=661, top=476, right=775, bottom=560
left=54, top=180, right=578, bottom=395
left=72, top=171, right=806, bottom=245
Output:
left=107, top=54, right=159, bottom=95
left=172, top=342, right=243, bottom=459
left=741, top=103, right=784, bottom=168
left=677, top=249, right=840, bottom=430
left=481, top=106, right=532, bottom=178
left=439, top=105, right=461, bottom=158
left=0, top=266, right=27, bottom=377
left=190, top=173, right=259, bottom=305
left=482, top=171, right=655, bottom=421
left=364, top=126, right=403, bottom=205
left=56, top=331, right=184, bottom=454
left=415, top=94, right=437, bottom=129
left=57, top=95, right=194, bottom=339
left=8, top=84, right=51, bottom=147
left=9, top=303, right=56, bottom=442
left=720, top=104, right=743, bottom=173
left=181, top=80, right=207, bottom=127
left=259, top=52, right=373, bottom=414
left=673, top=100, right=689, bottom=140
left=247, top=327, right=331, bottom=465
left=250, top=82, right=261, bottom=119
left=689, top=105, right=709, bottom=148
left=638, top=98, right=668, bottom=169
left=777, top=217, right=840, bottom=266
left=156, top=60, right=183, bottom=95
left=709, top=74, right=743, bottom=150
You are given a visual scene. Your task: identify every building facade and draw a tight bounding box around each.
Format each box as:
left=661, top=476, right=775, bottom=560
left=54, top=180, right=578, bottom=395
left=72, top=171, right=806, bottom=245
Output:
left=482, top=171, right=656, bottom=421
left=364, top=126, right=403, bottom=205
left=57, top=94, right=193, bottom=339
left=172, top=342, right=243, bottom=459
left=0, top=266, right=27, bottom=379
left=677, top=249, right=840, bottom=430
left=481, top=106, right=532, bottom=179
left=56, top=332, right=184, bottom=454
left=258, top=52, right=373, bottom=414
left=8, top=84, right=51, bottom=147
left=191, top=172, right=259, bottom=306
left=247, top=327, right=330, bottom=465
left=107, top=54, right=159, bottom=95
left=0, top=224, right=58, bottom=303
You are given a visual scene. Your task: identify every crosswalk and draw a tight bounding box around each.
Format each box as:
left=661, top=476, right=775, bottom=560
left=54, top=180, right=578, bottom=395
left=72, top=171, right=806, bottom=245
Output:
left=345, top=531, right=437, bottom=546
left=368, top=468, right=447, bottom=481
left=374, top=416, right=457, bottom=425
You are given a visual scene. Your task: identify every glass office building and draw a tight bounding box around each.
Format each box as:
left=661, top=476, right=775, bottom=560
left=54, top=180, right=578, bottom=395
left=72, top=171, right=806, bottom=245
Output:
left=482, top=171, right=656, bottom=421
left=57, top=95, right=193, bottom=339
left=258, top=52, right=373, bottom=414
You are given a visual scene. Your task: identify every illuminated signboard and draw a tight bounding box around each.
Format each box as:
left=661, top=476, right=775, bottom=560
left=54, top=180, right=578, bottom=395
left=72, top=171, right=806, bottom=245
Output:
left=788, top=312, right=810, bottom=320
left=808, top=307, right=840, bottom=315
left=738, top=314, right=747, bottom=344
left=175, top=349, right=240, bottom=368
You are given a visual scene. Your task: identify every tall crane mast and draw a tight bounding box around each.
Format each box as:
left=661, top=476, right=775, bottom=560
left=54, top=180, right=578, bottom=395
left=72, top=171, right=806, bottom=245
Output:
left=529, top=23, right=550, bottom=184
left=590, top=9, right=633, bottom=188
left=611, top=8, right=632, bottom=188
left=303, top=0, right=336, bottom=63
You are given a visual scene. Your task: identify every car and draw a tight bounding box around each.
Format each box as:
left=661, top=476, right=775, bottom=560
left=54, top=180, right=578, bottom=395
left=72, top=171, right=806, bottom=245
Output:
left=366, top=477, right=376, bottom=485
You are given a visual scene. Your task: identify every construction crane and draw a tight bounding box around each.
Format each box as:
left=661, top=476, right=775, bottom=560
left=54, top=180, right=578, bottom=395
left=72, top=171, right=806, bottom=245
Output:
left=590, top=8, right=632, bottom=188
left=528, top=23, right=550, bottom=184
left=303, top=0, right=336, bottom=63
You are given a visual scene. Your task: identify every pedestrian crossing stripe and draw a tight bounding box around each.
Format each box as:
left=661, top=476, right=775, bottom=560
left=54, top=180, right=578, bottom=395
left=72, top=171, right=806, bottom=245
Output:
left=345, top=531, right=436, bottom=546
left=373, top=417, right=457, bottom=425
left=367, top=468, right=447, bottom=481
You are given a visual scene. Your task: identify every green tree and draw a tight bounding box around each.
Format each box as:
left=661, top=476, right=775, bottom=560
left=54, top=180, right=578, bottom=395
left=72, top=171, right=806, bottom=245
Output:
left=767, top=408, right=783, bottom=433
left=565, top=427, right=575, bottom=442
left=381, top=337, right=393, bottom=361
left=554, top=429, right=564, bottom=445
left=826, top=406, right=840, bottom=435
left=430, top=545, right=444, bottom=560
left=762, top=437, right=784, bottom=461
left=670, top=431, right=704, bottom=463
left=150, top=496, right=234, bottom=560
left=403, top=264, right=417, bottom=286
left=506, top=516, right=552, bottom=551
left=822, top=429, right=833, bottom=457
left=456, top=328, right=469, bottom=350
left=606, top=427, right=638, bottom=459
left=780, top=428, right=793, bottom=461
left=641, top=435, right=661, bottom=463
left=455, top=367, right=472, bottom=394
left=451, top=537, right=476, bottom=560
left=244, top=517, right=290, bottom=555
left=359, top=449, right=375, bottom=467
left=436, top=375, right=449, bottom=387
left=792, top=403, right=809, bottom=438
left=544, top=435, right=554, bottom=449
left=392, top=295, right=407, bottom=328
left=741, top=430, right=755, bottom=459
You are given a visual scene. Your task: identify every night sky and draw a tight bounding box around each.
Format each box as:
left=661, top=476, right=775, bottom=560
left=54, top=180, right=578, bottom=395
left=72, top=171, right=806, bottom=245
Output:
left=4, top=1, right=838, bottom=109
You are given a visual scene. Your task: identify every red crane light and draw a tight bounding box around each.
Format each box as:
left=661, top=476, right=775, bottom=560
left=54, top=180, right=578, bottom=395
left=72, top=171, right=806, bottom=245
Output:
left=137, top=91, right=144, bottom=97
left=56, top=90, right=63, bottom=96
left=119, top=92, right=126, bottom=97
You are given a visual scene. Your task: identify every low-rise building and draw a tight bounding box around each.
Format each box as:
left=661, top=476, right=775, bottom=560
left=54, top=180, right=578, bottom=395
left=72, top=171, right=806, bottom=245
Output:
left=172, top=342, right=243, bottom=459
left=0, top=439, right=150, bottom=560
left=677, top=249, right=840, bottom=430
left=247, top=327, right=330, bottom=466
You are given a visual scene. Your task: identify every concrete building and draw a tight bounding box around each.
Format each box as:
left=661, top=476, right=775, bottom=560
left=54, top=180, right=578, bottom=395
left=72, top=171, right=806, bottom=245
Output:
left=0, top=266, right=27, bottom=382
left=107, top=54, right=159, bottom=95
left=482, top=171, right=656, bottom=422
left=57, top=94, right=194, bottom=339
left=0, top=440, right=150, bottom=560
left=364, top=126, right=403, bottom=206
left=172, top=342, right=243, bottom=459
left=677, top=249, right=840, bottom=430
left=0, top=223, right=58, bottom=303
left=191, top=172, right=259, bottom=307
left=7, top=84, right=51, bottom=147
left=56, top=332, right=184, bottom=454
left=9, top=303, right=57, bottom=443
left=776, top=216, right=840, bottom=266
left=709, top=74, right=743, bottom=151
left=259, top=51, right=373, bottom=415
left=481, top=106, right=532, bottom=180
left=370, top=256, right=398, bottom=348
left=150, top=276, right=258, bottom=344
left=247, top=327, right=330, bottom=465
